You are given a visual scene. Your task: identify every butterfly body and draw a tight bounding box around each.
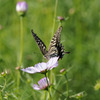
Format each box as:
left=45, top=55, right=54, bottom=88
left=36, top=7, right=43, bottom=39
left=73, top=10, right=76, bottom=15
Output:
left=31, top=26, right=70, bottom=60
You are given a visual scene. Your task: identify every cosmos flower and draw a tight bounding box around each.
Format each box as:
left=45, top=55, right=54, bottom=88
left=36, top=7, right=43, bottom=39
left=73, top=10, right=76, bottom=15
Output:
left=21, top=57, right=59, bottom=74
left=33, top=77, right=51, bottom=90
left=16, top=1, right=28, bottom=16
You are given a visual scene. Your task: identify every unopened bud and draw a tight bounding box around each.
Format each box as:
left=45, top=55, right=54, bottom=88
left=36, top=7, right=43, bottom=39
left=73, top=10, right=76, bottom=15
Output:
left=16, top=66, right=20, bottom=70
left=16, top=1, right=28, bottom=16
left=1, top=72, right=6, bottom=77
left=57, top=16, right=65, bottom=21
left=60, top=68, right=66, bottom=73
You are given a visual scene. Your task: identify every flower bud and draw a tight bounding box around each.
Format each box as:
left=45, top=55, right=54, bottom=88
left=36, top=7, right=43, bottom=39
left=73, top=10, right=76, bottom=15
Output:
left=16, top=1, right=28, bottom=16
left=60, top=68, right=67, bottom=75
left=16, top=66, right=20, bottom=70
left=57, top=16, right=65, bottom=21
left=1, top=72, right=6, bottom=77
left=60, top=68, right=66, bottom=73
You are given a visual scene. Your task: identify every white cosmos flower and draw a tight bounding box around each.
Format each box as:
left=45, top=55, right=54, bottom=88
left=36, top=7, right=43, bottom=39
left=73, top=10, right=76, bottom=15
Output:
left=21, top=57, right=59, bottom=74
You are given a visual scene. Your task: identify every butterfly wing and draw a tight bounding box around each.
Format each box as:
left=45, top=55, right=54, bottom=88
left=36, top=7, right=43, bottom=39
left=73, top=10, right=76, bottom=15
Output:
left=45, top=26, right=63, bottom=59
left=47, top=26, right=70, bottom=59
left=31, top=30, right=48, bottom=55
left=48, top=26, right=62, bottom=51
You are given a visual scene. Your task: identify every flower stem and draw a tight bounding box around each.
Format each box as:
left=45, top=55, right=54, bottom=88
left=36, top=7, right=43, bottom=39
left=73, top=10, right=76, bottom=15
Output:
left=44, top=91, right=47, bottom=100
left=19, top=16, right=23, bottom=67
left=50, top=0, right=58, bottom=87
left=17, top=70, right=20, bottom=90
left=52, top=0, right=58, bottom=35
left=64, top=74, right=69, bottom=99
left=17, top=16, right=23, bottom=89
left=45, top=73, right=51, bottom=100
left=58, top=21, right=62, bottom=27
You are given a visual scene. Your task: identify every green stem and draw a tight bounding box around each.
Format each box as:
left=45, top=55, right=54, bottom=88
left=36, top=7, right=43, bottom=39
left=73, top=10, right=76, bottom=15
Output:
left=17, top=16, right=23, bottom=89
left=45, top=73, right=51, bottom=100
left=17, top=70, right=20, bottom=90
left=52, top=0, right=58, bottom=35
left=44, top=91, right=47, bottom=100
left=64, top=74, right=69, bottom=99
left=58, top=21, right=62, bottom=27
left=19, top=16, right=23, bottom=67
left=50, top=0, right=58, bottom=88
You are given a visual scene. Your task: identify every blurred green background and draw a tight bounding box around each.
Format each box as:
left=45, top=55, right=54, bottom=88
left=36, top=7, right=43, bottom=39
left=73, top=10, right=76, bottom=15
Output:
left=0, top=0, right=100, bottom=100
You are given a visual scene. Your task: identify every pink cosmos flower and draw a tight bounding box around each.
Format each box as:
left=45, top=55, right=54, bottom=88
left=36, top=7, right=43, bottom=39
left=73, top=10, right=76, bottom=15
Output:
left=21, top=57, right=59, bottom=74
left=33, top=77, right=50, bottom=90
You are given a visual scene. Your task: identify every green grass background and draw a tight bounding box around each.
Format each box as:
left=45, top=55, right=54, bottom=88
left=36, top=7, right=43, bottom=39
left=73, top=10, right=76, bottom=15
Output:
left=0, top=0, right=100, bottom=100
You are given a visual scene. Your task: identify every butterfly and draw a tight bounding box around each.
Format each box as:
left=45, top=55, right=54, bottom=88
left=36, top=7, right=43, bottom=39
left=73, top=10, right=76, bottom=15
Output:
left=31, top=26, right=70, bottom=60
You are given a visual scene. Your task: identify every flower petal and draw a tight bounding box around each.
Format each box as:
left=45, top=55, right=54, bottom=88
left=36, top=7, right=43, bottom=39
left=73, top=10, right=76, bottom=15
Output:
left=47, top=57, right=59, bottom=70
left=38, top=77, right=50, bottom=89
left=21, top=66, right=39, bottom=74
left=34, top=62, right=47, bottom=72
left=16, top=1, right=28, bottom=12
left=33, top=77, right=50, bottom=90
left=33, top=84, right=40, bottom=90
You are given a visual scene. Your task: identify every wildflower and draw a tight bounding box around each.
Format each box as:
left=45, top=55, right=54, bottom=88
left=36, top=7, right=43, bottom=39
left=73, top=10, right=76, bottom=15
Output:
left=16, top=1, right=28, bottom=16
left=33, top=77, right=51, bottom=90
left=21, top=57, right=59, bottom=74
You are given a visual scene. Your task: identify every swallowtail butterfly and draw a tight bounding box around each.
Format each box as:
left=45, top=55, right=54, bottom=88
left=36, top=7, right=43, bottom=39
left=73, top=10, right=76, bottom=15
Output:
left=31, top=26, right=70, bottom=60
